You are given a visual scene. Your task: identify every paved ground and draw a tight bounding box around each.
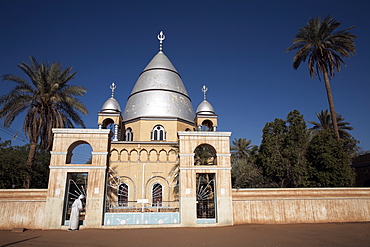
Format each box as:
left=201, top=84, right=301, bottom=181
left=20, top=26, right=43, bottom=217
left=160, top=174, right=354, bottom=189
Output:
left=1, top=223, right=369, bottom=247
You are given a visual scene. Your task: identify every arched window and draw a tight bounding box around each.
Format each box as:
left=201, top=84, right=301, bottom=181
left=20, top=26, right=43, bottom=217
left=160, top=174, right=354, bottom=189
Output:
left=152, top=183, right=162, bottom=207
left=151, top=125, right=166, bottom=141
left=125, top=128, right=133, bottom=141
left=194, top=144, right=217, bottom=166
left=118, top=183, right=128, bottom=207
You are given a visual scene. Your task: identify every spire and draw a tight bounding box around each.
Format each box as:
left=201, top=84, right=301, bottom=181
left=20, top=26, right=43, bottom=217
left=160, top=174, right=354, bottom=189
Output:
left=157, top=31, right=165, bottom=52
left=202, top=85, right=208, bottom=101
left=110, top=82, right=116, bottom=98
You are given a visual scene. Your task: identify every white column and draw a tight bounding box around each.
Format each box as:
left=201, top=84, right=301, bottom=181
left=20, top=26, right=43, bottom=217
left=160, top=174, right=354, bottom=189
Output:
left=113, top=124, right=119, bottom=141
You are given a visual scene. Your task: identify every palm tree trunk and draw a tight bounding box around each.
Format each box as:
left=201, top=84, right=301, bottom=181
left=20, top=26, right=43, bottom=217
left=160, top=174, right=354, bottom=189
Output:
left=23, top=141, right=37, bottom=188
left=323, top=70, right=340, bottom=141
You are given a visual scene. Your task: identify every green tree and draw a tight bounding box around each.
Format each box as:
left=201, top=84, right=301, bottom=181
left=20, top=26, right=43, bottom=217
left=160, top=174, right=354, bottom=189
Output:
left=307, top=129, right=356, bottom=187
left=231, top=156, right=274, bottom=188
left=0, top=139, right=50, bottom=189
left=258, top=110, right=309, bottom=187
left=230, top=138, right=257, bottom=163
left=258, top=118, right=288, bottom=187
left=0, top=57, right=88, bottom=188
left=284, top=110, right=310, bottom=187
left=286, top=16, right=356, bottom=140
left=0, top=139, right=28, bottom=189
left=30, top=147, right=50, bottom=188
left=308, top=110, right=354, bottom=138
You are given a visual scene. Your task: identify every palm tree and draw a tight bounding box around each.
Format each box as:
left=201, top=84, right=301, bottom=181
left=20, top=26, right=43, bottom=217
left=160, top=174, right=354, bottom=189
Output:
left=194, top=144, right=216, bottom=166
left=0, top=56, right=88, bottom=188
left=286, top=16, right=356, bottom=140
left=308, top=110, right=354, bottom=138
left=230, top=138, right=257, bottom=162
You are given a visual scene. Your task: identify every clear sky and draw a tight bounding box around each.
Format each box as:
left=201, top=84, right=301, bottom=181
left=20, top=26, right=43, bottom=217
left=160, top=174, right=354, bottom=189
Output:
left=1, top=0, right=370, bottom=153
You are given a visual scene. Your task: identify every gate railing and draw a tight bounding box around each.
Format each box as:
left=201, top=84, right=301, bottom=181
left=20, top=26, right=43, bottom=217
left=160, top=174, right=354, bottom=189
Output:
left=105, top=200, right=179, bottom=213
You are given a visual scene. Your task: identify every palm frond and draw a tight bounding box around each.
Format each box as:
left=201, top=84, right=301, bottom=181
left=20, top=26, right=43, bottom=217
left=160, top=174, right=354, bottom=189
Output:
left=1, top=57, right=88, bottom=151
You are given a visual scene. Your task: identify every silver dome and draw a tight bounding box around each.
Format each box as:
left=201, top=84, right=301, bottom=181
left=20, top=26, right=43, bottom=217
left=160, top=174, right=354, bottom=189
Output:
left=123, top=51, right=194, bottom=122
left=196, top=100, right=215, bottom=115
left=101, top=97, right=122, bottom=113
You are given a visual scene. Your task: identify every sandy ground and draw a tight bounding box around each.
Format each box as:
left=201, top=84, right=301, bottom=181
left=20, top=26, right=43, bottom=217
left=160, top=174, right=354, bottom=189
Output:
left=1, top=223, right=369, bottom=247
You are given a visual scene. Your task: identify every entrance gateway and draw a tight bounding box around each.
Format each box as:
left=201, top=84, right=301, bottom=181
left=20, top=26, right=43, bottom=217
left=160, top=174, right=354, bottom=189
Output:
left=42, top=32, right=233, bottom=229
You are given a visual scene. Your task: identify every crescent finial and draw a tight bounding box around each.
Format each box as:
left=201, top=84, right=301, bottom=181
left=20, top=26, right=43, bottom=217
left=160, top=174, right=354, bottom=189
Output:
left=202, top=85, right=208, bottom=100
left=110, top=82, right=116, bottom=98
left=157, top=31, right=165, bottom=51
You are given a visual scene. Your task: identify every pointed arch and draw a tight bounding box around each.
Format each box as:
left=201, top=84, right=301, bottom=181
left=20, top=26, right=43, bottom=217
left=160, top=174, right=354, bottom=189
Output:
left=120, top=149, right=129, bottom=162
left=130, top=149, right=138, bottom=161
left=168, top=149, right=178, bottom=162
left=139, top=149, right=148, bottom=161
left=110, top=149, right=119, bottom=162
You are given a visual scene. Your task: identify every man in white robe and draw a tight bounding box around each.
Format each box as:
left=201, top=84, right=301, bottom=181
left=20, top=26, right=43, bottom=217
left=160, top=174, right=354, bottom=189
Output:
left=68, top=194, right=84, bottom=231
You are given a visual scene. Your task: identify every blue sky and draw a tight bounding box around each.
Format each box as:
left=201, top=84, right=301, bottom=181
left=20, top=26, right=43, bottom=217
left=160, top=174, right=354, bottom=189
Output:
left=1, top=0, right=370, bottom=154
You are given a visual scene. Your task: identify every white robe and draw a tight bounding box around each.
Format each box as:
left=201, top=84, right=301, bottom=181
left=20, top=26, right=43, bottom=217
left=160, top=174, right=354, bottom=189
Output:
left=69, top=195, right=84, bottom=230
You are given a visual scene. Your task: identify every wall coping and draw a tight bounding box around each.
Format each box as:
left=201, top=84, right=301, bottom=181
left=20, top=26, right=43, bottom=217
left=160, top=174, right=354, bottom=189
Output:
left=232, top=188, right=370, bottom=200
left=52, top=128, right=111, bottom=134
left=0, top=189, right=48, bottom=201
left=178, top=131, right=231, bottom=137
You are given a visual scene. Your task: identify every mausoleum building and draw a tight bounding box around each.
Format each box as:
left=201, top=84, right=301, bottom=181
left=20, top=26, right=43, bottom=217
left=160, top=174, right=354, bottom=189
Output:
left=43, top=31, right=233, bottom=229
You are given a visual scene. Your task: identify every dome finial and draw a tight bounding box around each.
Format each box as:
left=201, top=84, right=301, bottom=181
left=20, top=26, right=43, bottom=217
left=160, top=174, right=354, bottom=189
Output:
left=157, top=31, right=165, bottom=51
left=202, top=85, right=208, bottom=100
left=110, top=82, right=116, bottom=98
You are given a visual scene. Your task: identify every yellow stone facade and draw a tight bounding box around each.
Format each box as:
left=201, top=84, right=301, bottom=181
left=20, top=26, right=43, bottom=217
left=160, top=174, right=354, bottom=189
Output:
left=41, top=36, right=234, bottom=228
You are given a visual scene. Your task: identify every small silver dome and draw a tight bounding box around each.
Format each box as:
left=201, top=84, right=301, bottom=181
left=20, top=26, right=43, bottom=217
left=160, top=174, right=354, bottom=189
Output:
left=101, top=97, right=121, bottom=113
left=123, top=51, right=194, bottom=122
left=196, top=100, right=215, bottom=115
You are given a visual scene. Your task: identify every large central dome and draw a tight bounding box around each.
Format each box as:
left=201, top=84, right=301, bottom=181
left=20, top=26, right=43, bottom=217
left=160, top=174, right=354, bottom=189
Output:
left=123, top=51, right=194, bottom=122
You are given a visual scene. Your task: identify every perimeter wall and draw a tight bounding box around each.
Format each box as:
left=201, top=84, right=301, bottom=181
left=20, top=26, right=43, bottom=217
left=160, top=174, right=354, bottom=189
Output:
left=0, top=189, right=47, bottom=230
left=1, top=188, right=370, bottom=229
left=232, top=188, right=370, bottom=224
